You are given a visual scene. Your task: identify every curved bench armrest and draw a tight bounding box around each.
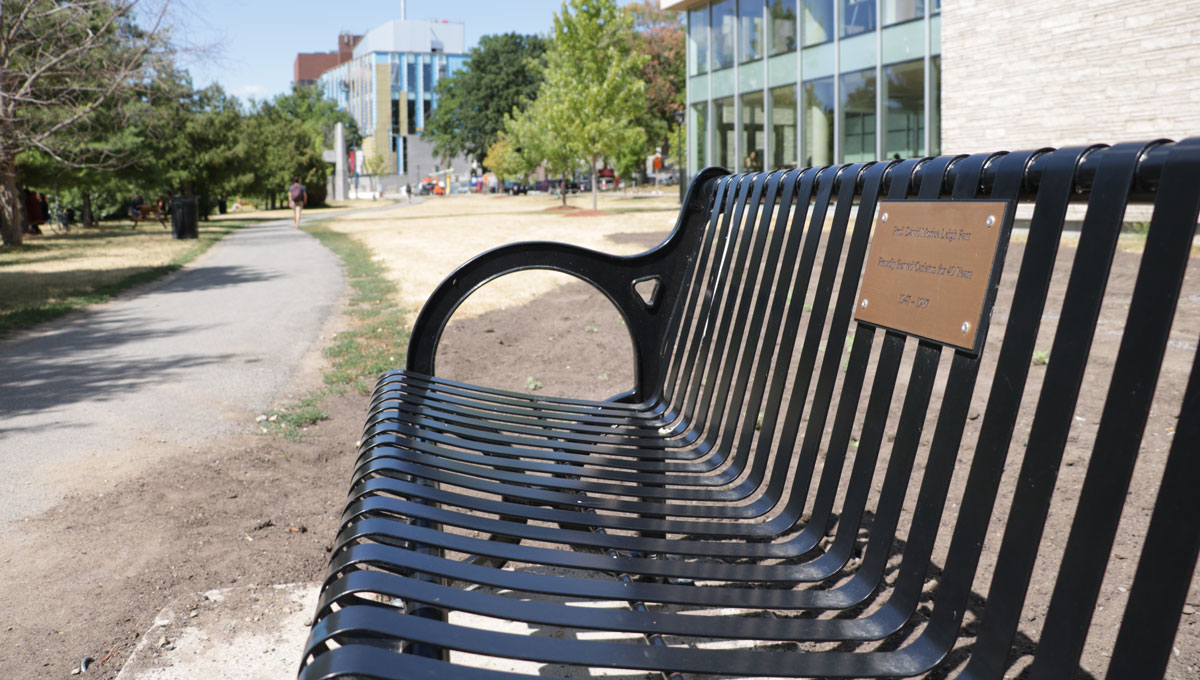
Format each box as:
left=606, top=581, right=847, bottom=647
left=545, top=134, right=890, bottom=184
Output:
left=405, top=168, right=728, bottom=400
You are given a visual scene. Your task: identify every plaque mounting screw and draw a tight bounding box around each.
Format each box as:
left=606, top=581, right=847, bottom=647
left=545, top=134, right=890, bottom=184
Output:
left=881, top=212, right=889, bottom=223
left=986, top=215, right=995, bottom=227
left=860, top=299, right=869, bottom=309
left=961, top=321, right=971, bottom=334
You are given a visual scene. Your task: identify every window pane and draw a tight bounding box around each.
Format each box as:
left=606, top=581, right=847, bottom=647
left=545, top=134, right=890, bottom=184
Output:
left=739, top=0, right=764, bottom=63
left=692, top=102, right=708, bottom=170
left=769, top=0, right=797, bottom=54
left=422, top=59, right=432, bottom=91
left=714, top=95, right=736, bottom=169
left=689, top=8, right=709, bottom=75
left=884, top=58, right=923, bottom=158
left=741, top=90, right=765, bottom=171
left=840, top=67, right=876, bottom=162
left=802, top=76, right=833, bottom=166
left=883, top=0, right=923, bottom=25
left=842, top=0, right=876, bottom=37
left=770, top=84, right=797, bottom=168
left=406, top=60, right=416, bottom=91
left=802, top=0, right=833, bottom=45
left=712, top=0, right=735, bottom=70
left=931, top=56, right=941, bottom=155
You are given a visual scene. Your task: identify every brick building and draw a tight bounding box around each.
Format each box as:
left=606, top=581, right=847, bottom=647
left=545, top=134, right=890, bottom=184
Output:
left=293, top=33, right=361, bottom=88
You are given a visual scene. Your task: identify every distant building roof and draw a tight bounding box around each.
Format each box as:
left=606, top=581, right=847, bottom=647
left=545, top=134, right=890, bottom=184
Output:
left=353, top=19, right=466, bottom=56
left=293, top=33, right=361, bottom=85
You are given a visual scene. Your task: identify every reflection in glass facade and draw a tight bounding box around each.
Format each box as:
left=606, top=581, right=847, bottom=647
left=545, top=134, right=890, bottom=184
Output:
left=803, top=77, right=834, bottom=166
left=769, top=0, right=797, bottom=55
left=683, top=0, right=939, bottom=175
left=842, top=0, right=876, bottom=37
left=712, top=0, right=736, bottom=70
left=841, top=68, right=876, bottom=162
left=931, top=56, right=941, bottom=158
left=714, top=96, right=737, bottom=169
left=802, top=0, right=834, bottom=45
left=689, top=8, right=709, bottom=75
left=741, top=90, right=765, bottom=171
left=739, top=0, right=764, bottom=63
left=884, top=58, right=924, bottom=158
left=770, top=84, right=797, bottom=169
left=884, top=0, right=924, bottom=25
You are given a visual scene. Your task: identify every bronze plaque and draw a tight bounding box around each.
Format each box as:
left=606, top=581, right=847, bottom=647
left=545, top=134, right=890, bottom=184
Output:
left=855, top=200, right=1013, bottom=353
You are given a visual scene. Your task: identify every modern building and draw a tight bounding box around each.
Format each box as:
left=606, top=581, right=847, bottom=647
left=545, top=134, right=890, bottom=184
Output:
left=665, top=1, right=1200, bottom=175
left=665, top=0, right=940, bottom=175
left=312, top=19, right=470, bottom=184
left=293, top=33, right=361, bottom=88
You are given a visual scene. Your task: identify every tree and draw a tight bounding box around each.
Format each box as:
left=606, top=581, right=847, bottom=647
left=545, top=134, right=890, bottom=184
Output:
left=506, top=98, right=578, bottom=206
left=0, top=0, right=166, bottom=245
left=626, top=0, right=685, bottom=160
left=539, top=0, right=648, bottom=210
left=482, top=132, right=532, bottom=183
left=242, top=86, right=360, bottom=208
left=425, top=32, right=548, bottom=166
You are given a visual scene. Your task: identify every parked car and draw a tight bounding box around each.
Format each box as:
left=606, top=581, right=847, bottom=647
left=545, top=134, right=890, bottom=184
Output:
left=547, top=179, right=580, bottom=194
left=506, top=182, right=528, bottom=195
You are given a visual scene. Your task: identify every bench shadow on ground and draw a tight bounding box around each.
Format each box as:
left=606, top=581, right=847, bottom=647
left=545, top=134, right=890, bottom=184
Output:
left=0, top=264, right=279, bottom=423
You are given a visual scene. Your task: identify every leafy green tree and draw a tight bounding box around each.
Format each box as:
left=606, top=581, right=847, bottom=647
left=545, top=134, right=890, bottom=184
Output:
left=538, top=0, right=648, bottom=210
left=626, top=0, right=686, bottom=159
left=242, top=86, right=360, bottom=208
left=142, top=71, right=252, bottom=216
left=506, top=99, right=579, bottom=206
left=425, top=33, right=548, bottom=166
left=0, top=0, right=166, bottom=245
left=482, top=132, right=529, bottom=183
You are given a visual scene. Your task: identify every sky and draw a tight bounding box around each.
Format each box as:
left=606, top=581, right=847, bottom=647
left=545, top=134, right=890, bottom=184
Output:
left=169, top=1, right=619, bottom=103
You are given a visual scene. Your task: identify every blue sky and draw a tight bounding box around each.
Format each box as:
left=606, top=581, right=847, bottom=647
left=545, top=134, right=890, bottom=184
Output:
left=171, top=1, right=605, bottom=103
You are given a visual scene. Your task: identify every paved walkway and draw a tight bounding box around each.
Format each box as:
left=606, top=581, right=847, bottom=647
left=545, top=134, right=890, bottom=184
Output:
left=0, top=218, right=344, bottom=534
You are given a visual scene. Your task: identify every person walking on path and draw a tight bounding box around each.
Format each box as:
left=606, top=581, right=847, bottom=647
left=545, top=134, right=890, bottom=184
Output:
left=288, top=177, right=307, bottom=226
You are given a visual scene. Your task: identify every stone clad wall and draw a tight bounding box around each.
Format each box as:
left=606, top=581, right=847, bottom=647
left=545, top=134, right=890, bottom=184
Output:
left=942, top=0, right=1200, bottom=152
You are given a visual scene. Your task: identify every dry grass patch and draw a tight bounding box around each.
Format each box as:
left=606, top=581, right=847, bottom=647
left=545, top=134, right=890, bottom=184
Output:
left=325, top=193, right=682, bottom=322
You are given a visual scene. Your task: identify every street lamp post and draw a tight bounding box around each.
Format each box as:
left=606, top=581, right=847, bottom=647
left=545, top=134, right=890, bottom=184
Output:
left=674, top=109, right=685, bottom=204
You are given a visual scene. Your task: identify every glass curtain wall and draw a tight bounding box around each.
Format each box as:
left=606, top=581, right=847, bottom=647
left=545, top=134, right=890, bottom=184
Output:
left=770, top=84, right=797, bottom=169
left=712, top=0, right=736, bottom=70
left=802, top=0, right=834, bottom=45
left=769, top=0, right=797, bottom=54
left=692, top=102, right=708, bottom=174
left=842, top=0, right=876, bottom=37
left=930, top=56, right=941, bottom=155
left=802, top=77, right=834, bottom=166
left=840, top=68, right=876, bottom=162
left=739, top=0, right=764, bottom=63
left=714, top=95, right=737, bottom=169
left=689, top=7, right=709, bottom=75
left=883, top=0, right=923, bottom=25
left=741, top=90, right=765, bottom=171
left=884, top=58, right=923, bottom=158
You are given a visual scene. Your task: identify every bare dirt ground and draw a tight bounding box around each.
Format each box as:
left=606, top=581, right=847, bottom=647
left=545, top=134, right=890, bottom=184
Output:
left=2, top=191, right=1196, bottom=679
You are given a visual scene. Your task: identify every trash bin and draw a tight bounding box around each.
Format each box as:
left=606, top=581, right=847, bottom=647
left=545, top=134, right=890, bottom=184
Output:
left=170, top=196, right=198, bottom=239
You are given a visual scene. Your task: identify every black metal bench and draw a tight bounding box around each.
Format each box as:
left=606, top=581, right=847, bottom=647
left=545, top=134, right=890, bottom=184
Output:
left=299, top=139, right=1200, bottom=679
